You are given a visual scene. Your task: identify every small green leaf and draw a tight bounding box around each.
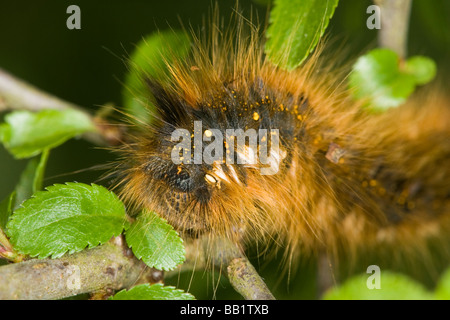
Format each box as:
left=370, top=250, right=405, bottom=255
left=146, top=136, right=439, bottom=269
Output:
left=350, top=49, right=414, bottom=110
left=349, top=49, right=437, bottom=111
left=0, top=192, right=16, bottom=231
left=110, top=283, right=195, bottom=300
left=122, top=30, right=191, bottom=123
left=265, top=0, right=339, bottom=70
left=404, top=56, right=437, bottom=85
left=14, top=149, right=50, bottom=209
left=435, top=268, right=450, bottom=299
left=125, top=211, right=185, bottom=271
left=323, top=271, right=433, bottom=300
left=6, top=183, right=129, bottom=259
left=0, top=109, right=96, bottom=159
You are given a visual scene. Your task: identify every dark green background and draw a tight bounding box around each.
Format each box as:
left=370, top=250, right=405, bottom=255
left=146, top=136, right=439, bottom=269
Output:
left=1, top=0, right=449, bottom=299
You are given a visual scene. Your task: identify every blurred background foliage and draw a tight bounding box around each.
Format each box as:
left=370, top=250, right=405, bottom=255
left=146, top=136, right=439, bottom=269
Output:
left=0, top=0, right=449, bottom=299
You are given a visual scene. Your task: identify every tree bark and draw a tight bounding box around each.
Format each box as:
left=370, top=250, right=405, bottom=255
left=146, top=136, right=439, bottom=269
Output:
left=0, top=240, right=147, bottom=300
left=374, top=0, right=413, bottom=59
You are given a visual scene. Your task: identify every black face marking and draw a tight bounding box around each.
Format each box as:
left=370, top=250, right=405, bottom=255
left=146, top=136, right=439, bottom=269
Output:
left=146, top=157, right=195, bottom=192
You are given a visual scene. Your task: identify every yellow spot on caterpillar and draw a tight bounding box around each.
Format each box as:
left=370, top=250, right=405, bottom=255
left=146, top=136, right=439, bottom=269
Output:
left=253, top=112, right=260, bottom=121
left=369, top=180, right=377, bottom=187
left=177, top=166, right=182, bottom=175
left=297, top=115, right=303, bottom=121
left=378, top=187, right=386, bottom=195
left=313, top=135, right=322, bottom=145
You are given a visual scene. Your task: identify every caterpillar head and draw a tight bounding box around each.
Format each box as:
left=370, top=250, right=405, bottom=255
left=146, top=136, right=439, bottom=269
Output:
left=116, top=80, right=291, bottom=242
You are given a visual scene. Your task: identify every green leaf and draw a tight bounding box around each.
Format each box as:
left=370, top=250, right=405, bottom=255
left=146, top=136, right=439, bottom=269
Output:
left=435, top=268, right=450, bottom=299
left=350, top=49, right=414, bottom=110
left=265, top=0, right=339, bottom=70
left=122, top=30, right=191, bottom=123
left=110, top=283, right=195, bottom=300
left=0, top=192, right=16, bottom=231
left=125, top=211, right=185, bottom=271
left=323, top=271, right=434, bottom=300
left=349, top=49, right=437, bottom=111
left=404, top=56, right=437, bottom=85
left=6, top=183, right=129, bottom=259
left=14, top=149, right=50, bottom=209
left=0, top=109, right=96, bottom=159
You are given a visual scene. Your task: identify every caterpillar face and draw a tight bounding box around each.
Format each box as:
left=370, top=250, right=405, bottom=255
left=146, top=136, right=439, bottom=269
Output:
left=119, top=80, right=295, bottom=239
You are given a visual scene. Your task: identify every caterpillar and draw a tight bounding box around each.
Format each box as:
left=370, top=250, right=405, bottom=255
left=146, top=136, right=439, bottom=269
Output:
left=112, top=5, right=450, bottom=291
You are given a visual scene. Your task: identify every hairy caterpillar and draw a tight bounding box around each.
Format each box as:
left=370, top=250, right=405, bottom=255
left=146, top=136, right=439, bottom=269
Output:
left=112, top=6, right=450, bottom=289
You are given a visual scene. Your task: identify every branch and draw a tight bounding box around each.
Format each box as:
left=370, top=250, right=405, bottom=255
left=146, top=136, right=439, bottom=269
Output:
left=227, top=257, right=275, bottom=300
left=0, top=68, right=83, bottom=113
left=207, top=238, right=276, bottom=300
left=316, top=251, right=336, bottom=298
left=0, top=237, right=149, bottom=300
left=167, top=238, right=276, bottom=300
left=374, top=0, right=413, bottom=59
left=0, top=234, right=274, bottom=300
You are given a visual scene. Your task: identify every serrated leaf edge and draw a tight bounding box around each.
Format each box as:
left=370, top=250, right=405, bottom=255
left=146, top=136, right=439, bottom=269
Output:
left=126, top=212, right=185, bottom=271
left=6, top=182, right=128, bottom=259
